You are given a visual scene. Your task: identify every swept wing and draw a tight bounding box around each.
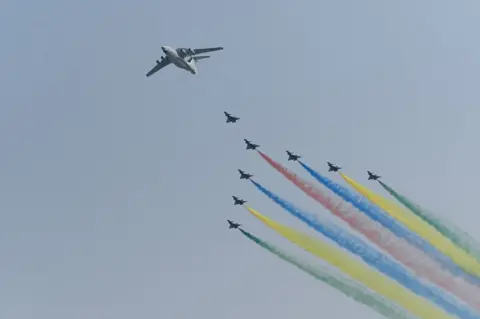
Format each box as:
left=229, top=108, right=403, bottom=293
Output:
left=146, top=58, right=171, bottom=77
left=177, top=47, right=223, bottom=57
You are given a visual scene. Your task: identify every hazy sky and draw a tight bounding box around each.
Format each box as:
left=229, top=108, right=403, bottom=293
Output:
left=2, top=0, right=480, bottom=318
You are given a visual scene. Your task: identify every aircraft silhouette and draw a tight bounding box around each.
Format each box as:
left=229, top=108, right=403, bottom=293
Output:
left=224, top=112, right=239, bottom=123
left=232, top=196, right=247, bottom=205
left=146, top=45, right=223, bottom=76
left=238, top=169, right=253, bottom=180
left=286, top=150, right=301, bottom=161
left=244, top=139, right=259, bottom=150
left=367, top=170, right=381, bottom=180
left=227, top=220, right=241, bottom=229
left=327, top=162, right=341, bottom=172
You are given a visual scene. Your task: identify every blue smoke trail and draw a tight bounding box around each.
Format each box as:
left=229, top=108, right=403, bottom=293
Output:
left=298, top=161, right=480, bottom=287
left=250, top=179, right=480, bottom=319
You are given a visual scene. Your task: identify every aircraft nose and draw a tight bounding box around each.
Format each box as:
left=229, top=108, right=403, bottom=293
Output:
left=161, top=46, right=167, bottom=53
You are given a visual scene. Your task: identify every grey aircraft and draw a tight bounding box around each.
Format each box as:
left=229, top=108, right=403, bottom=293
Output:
left=286, top=150, right=301, bottom=161
left=238, top=169, right=253, bottom=180
left=224, top=112, right=240, bottom=123
left=227, top=220, right=241, bottom=229
left=367, top=171, right=381, bottom=180
left=327, top=162, right=341, bottom=172
left=244, top=139, right=259, bottom=150
left=232, top=196, right=247, bottom=205
left=146, top=45, right=224, bottom=76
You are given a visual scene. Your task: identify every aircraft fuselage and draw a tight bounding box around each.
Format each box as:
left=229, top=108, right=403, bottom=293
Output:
left=162, top=46, right=197, bottom=74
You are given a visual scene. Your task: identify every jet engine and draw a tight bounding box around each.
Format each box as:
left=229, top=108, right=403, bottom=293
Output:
left=187, top=48, right=195, bottom=55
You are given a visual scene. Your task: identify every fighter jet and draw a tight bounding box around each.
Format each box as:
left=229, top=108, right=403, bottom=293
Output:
left=146, top=45, right=223, bottom=76
left=244, top=139, right=259, bottom=150
left=286, top=150, right=301, bottom=161
left=232, top=196, right=247, bottom=205
left=367, top=171, right=381, bottom=180
left=224, top=112, right=240, bottom=123
left=327, top=162, right=341, bottom=172
left=238, top=169, right=253, bottom=180
left=227, top=220, right=241, bottom=229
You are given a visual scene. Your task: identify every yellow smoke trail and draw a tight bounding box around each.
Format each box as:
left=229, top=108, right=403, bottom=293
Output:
left=340, top=173, right=480, bottom=279
left=245, top=206, right=454, bottom=319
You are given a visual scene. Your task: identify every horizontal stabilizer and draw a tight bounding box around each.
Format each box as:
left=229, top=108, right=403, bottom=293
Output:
left=194, top=55, right=210, bottom=61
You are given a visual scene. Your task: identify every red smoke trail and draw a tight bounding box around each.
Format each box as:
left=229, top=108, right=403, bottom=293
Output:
left=257, top=150, right=480, bottom=310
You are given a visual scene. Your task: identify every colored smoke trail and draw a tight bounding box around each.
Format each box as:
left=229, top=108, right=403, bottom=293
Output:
left=250, top=179, right=480, bottom=319
left=257, top=151, right=480, bottom=310
left=299, top=160, right=480, bottom=287
left=239, top=228, right=418, bottom=319
left=341, top=173, right=480, bottom=280
left=244, top=206, right=455, bottom=319
left=379, top=180, right=480, bottom=263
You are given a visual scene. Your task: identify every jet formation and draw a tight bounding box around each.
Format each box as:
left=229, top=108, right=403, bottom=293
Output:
left=145, top=45, right=391, bottom=265
left=146, top=45, right=223, bottom=76
left=225, top=113, right=384, bottom=236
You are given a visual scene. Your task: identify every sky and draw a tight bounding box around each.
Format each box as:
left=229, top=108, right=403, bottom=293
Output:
left=1, top=0, right=480, bottom=318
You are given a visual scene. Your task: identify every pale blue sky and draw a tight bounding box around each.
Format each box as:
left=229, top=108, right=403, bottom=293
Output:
left=2, top=0, right=480, bottom=318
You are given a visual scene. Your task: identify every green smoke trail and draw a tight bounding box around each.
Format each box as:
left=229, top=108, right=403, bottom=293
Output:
left=239, top=228, right=417, bottom=319
left=379, top=180, right=480, bottom=262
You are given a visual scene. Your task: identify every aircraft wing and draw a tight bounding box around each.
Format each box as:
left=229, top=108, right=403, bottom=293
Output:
left=179, top=47, right=223, bottom=55
left=146, top=58, right=171, bottom=77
